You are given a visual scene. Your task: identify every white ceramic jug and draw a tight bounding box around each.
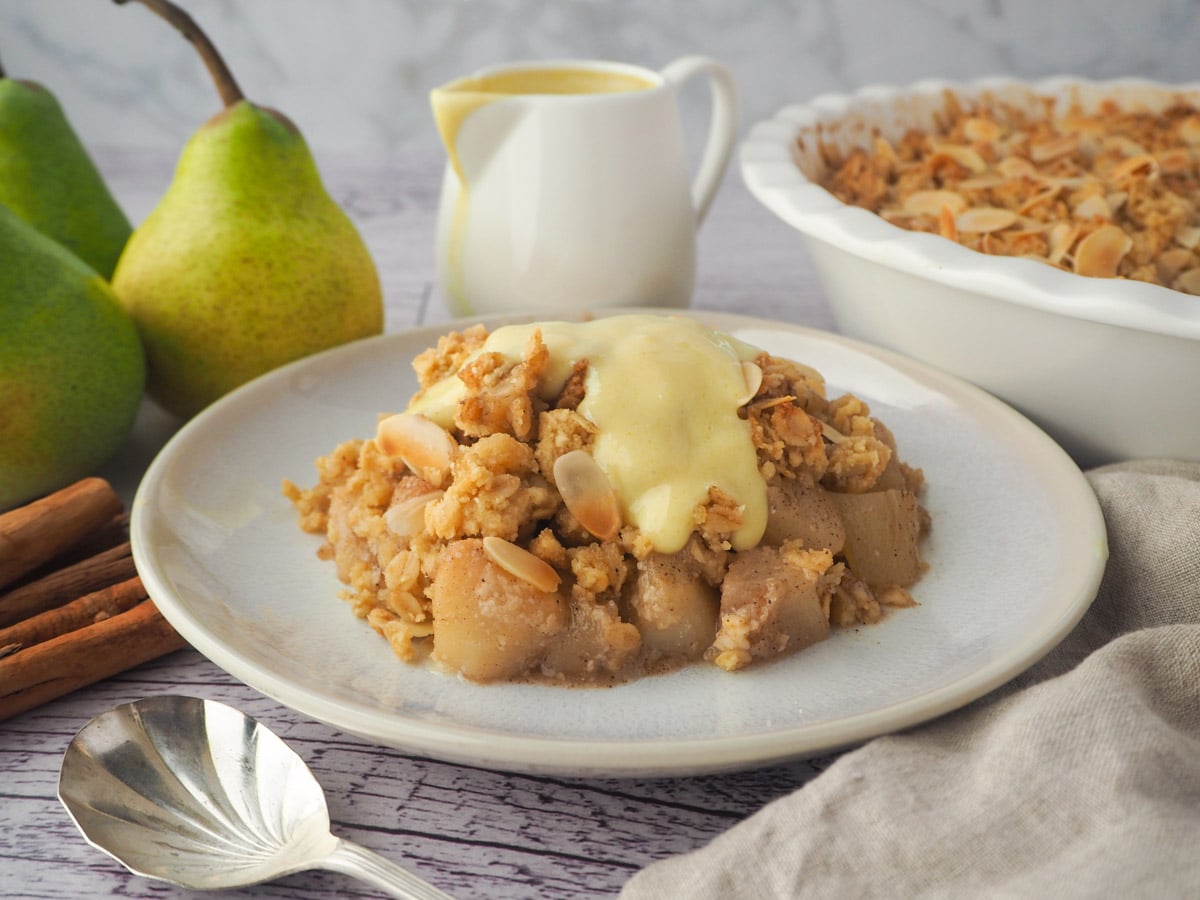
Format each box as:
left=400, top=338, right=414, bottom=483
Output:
left=430, top=56, right=738, bottom=316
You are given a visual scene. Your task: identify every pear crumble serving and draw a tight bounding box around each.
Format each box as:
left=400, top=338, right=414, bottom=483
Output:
left=815, top=90, right=1200, bottom=292
left=284, top=315, right=929, bottom=686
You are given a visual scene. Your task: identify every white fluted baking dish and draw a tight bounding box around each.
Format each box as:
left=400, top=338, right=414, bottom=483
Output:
left=740, top=76, right=1200, bottom=467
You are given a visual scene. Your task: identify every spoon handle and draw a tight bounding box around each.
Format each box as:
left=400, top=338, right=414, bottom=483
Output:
left=320, top=838, right=456, bottom=900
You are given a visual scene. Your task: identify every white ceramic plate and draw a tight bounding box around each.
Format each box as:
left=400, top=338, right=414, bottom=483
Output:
left=132, top=310, right=1107, bottom=777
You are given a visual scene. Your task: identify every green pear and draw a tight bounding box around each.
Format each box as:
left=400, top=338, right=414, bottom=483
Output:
left=0, top=56, right=133, bottom=280
left=111, top=0, right=383, bottom=419
left=0, top=202, right=145, bottom=511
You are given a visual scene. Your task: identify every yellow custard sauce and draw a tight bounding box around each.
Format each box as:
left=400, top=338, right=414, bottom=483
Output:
left=408, top=315, right=767, bottom=553
left=431, top=68, right=655, bottom=174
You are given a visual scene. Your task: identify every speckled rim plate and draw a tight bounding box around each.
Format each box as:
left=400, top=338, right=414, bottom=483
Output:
left=131, top=309, right=1107, bottom=778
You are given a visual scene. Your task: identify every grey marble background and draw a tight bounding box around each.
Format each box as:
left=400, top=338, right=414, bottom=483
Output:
left=3, top=0, right=1199, bottom=160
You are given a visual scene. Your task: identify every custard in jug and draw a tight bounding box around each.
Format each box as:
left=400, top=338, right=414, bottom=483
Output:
left=429, top=57, right=737, bottom=315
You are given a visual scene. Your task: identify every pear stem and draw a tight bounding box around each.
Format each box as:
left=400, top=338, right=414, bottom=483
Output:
left=116, top=0, right=244, bottom=108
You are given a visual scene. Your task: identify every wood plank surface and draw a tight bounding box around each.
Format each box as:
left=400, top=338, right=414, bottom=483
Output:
left=0, top=148, right=840, bottom=899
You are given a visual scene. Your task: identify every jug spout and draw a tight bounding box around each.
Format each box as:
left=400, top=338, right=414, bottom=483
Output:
left=430, top=77, right=523, bottom=186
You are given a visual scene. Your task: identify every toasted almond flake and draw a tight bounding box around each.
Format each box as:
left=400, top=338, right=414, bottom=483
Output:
left=1180, top=115, right=1200, bottom=146
left=1073, top=224, right=1132, bottom=277
left=1030, top=133, right=1079, bottom=163
left=1156, top=148, right=1193, bottom=174
left=995, top=133, right=1030, bottom=157
left=376, top=413, right=457, bottom=486
left=962, top=117, right=1001, bottom=144
left=482, top=536, right=561, bottom=592
left=1012, top=216, right=1051, bottom=234
left=939, top=203, right=958, bottom=240
left=1105, top=191, right=1128, bottom=212
left=1072, top=194, right=1112, bottom=220
left=902, top=189, right=967, bottom=217
left=1175, top=267, right=1200, bottom=295
left=749, top=394, right=797, bottom=413
left=1175, top=225, right=1200, bottom=249
left=997, top=156, right=1038, bottom=179
left=1047, top=222, right=1079, bottom=265
left=1110, top=153, right=1159, bottom=183
left=956, top=175, right=1007, bottom=190
left=1057, top=113, right=1107, bottom=140
left=385, top=491, right=442, bottom=537
left=553, top=449, right=621, bottom=541
left=818, top=420, right=848, bottom=443
left=955, top=206, right=1018, bottom=234
left=1016, top=185, right=1062, bottom=215
left=739, top=361, right=763, bottom=406
left=930, top=143, right=988, bottom=174
left=871, top=135, right=899, bottom=169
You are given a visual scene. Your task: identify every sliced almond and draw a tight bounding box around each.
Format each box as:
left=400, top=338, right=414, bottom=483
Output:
left=1105, top=190, right=1128, bottom=213
left=955, top=207, right=1018, bottom=234
left=385, top=491, right=442, bottom=537
left=1073, top=224, right=1132, bottom=277
left=553, top=449, right=621, bottom=541
left=1156, top=148, right=1193, bottom=175
left=939, top=203, right=958, bottom=241
left=482, top=536, right=561, bottom=592
left=902, top=189, right=968, bottom=218
left=956, top=175, right=1007, bottom=191
left=376, top=413, right=457, bottom=486
left=1110, top=153, right=1159, bottom=183
left=930, top=143, right=988, bottom=174
left=871, top=134, right=899, bottom=170
left=1011, top=216, right=1051, bottom=234
left=1030, top=132, right=1079, bottom=163
left=1056, top=112, right=1106, bottom=141
left=739, top=361, right=763, bottom=406
left=1047, top=222, right=1079, bottom=265
left=1174, top=225, right=1200, bottom=249
left=997, top=156, right=1038, bottom=179
left=1072, top=194, right=1112, bottom=221
left=818, top=420, right=847, bottom=443
left=962, top=117, right=1001, bottom=144
left=1016, top=185, right=1062, bottom=215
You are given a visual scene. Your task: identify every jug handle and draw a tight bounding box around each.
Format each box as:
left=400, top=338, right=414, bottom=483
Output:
left=660, top=56, right=739, bottom=224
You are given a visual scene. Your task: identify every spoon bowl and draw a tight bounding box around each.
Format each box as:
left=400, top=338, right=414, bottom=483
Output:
left=58, top=694, right=453, bottom=898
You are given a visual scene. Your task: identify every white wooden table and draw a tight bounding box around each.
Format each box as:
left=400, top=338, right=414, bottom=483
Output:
left=0, top=149, right=842, bottom=899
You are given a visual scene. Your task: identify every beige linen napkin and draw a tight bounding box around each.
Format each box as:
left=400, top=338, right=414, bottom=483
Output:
left=621, top=460, right=1200, bottom=899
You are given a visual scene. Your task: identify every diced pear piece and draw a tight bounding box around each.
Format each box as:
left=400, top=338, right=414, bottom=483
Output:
left=829, top=489, right=925, bottom=588
left=430, top=538, right=567, bottom=681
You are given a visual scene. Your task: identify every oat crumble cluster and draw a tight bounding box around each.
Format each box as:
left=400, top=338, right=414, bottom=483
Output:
left=284, top=319, right=930, bottom=686
left=816, top=91, right=1200, bottom=293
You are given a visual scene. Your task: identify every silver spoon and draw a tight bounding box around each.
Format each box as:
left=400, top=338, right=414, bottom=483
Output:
left=58, top=694, right=454, bottom=899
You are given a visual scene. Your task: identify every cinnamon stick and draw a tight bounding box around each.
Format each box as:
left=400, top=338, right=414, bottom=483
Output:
left=0, top=542, right=137, bottom=628
left=0, top=478, right=123, bottom=590
left=0, top=599, right=188, bottom=722
left=0, top=576, right=147, bottom=654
